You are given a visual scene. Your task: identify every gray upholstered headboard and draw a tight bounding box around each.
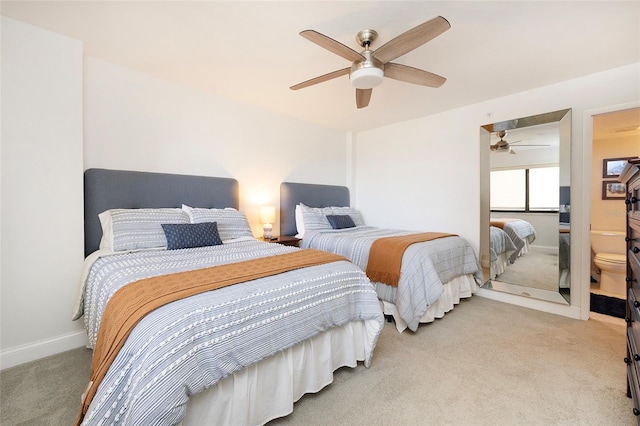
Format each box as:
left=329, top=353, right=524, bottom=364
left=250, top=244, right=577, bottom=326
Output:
left=280, top=182, right=350, bottom=237
left=84, top=168, right=239, bottom=256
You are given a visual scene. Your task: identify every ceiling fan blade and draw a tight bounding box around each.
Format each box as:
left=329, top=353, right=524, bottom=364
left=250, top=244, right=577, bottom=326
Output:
left=373, top=16, right=451, bottom=64
left=384, top=63, right=446, bottom=87
left=290, top=68, right=350, bottom=90
left=508, top=140, right=551, bottom=147
left=300, top=30, right=365, bottom=62
left=356, top=88, right=372, bottom=108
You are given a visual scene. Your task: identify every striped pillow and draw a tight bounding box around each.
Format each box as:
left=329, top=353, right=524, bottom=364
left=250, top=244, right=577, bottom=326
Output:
left=182, top=206, right=253, bottom=241
left=99, top=208, right=190, bottom=252
left=299, top=203, right=333, bottom=232
left=329, top=206, right=365, bottom=226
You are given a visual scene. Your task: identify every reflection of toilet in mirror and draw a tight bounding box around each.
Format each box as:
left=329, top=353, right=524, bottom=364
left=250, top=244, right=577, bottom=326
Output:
left=590, top=230, right=626, bottom=297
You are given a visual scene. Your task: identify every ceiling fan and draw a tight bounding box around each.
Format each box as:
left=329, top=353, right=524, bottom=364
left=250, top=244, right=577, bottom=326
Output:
left=290, top=16, right=451, bottom=108
left=490, top=130, right=550, bottom=154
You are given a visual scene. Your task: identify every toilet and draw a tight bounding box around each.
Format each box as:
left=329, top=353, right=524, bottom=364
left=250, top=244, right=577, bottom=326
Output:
left=591, top=230, right=627, bottom=297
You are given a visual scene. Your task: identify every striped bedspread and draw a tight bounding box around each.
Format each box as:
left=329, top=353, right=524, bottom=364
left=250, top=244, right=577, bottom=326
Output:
left=301, top=227, right=482, bottom=331
left=491, top=219, right=536, bottom=261
left=489, top=226, right=517, bottom=262
left=366, top=232, right=456, bottom=287
left=76, top=239, right=383, bottom=425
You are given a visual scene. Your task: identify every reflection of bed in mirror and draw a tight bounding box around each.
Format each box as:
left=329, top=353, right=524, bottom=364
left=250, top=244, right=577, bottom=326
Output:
left=76, top=169, right=384, bottom=426
left=280, top=182, right=482, bottom=333
left=480, top=108, right=572, bottom=305
left=490, top=218, right=536, bottom=262
left=490, top=226, right=517, bottom=279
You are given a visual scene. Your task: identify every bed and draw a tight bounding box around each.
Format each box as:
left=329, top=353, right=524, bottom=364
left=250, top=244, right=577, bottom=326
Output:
left=489, top=225, right=517, bottom=279
left=280, top=182, right=482, bottom=333
left=74, top=169, right=384, bottom=426
left=489, top=218, right=536, bottom=261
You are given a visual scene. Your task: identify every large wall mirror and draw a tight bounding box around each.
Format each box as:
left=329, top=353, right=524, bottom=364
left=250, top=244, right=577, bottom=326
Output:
left=479, top=109, right=572, bottom=304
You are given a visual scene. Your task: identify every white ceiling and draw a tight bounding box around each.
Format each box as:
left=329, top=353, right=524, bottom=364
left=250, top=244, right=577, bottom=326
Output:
left=2, top=1, right=639, bottom=132
left=593, top=107, right=640, bottom=140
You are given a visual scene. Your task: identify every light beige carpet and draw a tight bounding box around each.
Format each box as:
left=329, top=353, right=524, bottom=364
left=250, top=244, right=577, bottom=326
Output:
left=1, top=296, right=635, bottom=425
left=497, top=246, right=559, bottom=292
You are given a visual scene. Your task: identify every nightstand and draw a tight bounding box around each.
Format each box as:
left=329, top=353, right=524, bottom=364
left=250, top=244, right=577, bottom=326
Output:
left=260, top=235, right=301, bottom=247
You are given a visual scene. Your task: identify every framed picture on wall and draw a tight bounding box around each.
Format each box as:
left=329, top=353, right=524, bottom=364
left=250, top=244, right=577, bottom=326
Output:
left=603, top=157, right=637, bottom=178
left=602, top=181, right=627, bottom=200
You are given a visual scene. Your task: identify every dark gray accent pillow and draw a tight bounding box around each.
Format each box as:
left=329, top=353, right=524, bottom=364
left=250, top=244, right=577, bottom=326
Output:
left=326, top=214, right=356, bottom=230
left=161, top=222, right=223, bottom=250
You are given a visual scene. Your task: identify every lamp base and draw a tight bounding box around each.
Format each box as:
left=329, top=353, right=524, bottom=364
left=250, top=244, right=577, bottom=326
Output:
left=263, top=224, right=273, bottom=240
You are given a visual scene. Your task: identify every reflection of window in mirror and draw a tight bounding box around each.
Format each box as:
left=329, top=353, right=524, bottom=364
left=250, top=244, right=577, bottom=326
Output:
left=490, top=169, right=525, bottom=210
left=480, top=108, right=571, bottom=306
left=490, top=166, right=559, bottom=212
left=529, top=167, right=559, bottom=211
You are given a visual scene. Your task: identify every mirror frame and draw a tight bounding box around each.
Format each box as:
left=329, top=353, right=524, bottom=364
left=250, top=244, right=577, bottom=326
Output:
left=479, top=108, right=572, bottom=304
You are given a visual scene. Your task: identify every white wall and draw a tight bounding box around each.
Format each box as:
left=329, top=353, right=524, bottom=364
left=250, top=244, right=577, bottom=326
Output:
left=1, top=19, right=348, bottom=369
left=489, top=213, right=558, bottom=250
left=353, top=62, right=640, bottom=319
left=1, top=17, right=85, bottom=368
left=83, top=57, right=348, bottom=237
left=3, top=15, right=638, bottom=367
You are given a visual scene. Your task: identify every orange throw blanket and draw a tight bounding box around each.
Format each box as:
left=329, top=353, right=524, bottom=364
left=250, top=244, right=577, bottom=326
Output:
left=365, top=232, right=456, bottom=287
left=490, top=218, right=518, bottom=229
left=76, top=249, right=347, bottom=425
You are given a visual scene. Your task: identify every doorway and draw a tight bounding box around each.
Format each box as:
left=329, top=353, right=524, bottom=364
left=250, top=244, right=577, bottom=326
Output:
left=590, top=107, right=640, bottom=319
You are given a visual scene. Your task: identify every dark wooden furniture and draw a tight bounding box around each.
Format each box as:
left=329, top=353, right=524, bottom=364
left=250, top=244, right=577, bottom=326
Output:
left=622, top=158, right=640, bottom=422
left=260, top=235, right=301, bottom=247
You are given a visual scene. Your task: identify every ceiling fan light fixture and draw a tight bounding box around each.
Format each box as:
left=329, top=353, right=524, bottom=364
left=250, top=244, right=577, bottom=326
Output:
left=350, top=66, right=384, bottom=89
left=494, top=147, right=514, bottom=154
left=292, top=16, right=451, bottom=107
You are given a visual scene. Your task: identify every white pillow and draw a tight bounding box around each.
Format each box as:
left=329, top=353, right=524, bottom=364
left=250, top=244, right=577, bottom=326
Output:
left=294, top=205, right=305, bottom=238
left=298, top=203, right=333, bottom=234
left=98, top=208, right=190, bottom=252
left=295, top=204, right=365, bottom=238
left=182, top=205, right=253, bottom=241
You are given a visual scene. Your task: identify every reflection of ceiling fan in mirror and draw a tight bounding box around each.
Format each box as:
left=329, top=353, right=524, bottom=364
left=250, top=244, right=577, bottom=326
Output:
left=290, top=16, right=451, bottom=108
left=490, top=130, right=550, bottom=154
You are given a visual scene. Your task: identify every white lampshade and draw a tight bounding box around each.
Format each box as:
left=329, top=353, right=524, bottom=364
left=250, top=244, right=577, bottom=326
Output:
left=260, top=205, right=276, bottom=225
left=350, top=67, right=384, bottom=89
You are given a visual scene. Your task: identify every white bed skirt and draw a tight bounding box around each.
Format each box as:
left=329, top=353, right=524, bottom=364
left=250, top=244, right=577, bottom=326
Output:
left=382, top=273, right=478, bottom=333
left=520, top=238, right=532, bottom=256
left=490, top=253, right=510, bottom=280
left=180, top=319, right=379, bottom=426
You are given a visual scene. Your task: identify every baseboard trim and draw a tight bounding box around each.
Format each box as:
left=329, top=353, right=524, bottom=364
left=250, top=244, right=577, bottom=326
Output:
left=590, top=292, right=625, bottom=318
left=1, top=330, right=88, bottom=370
left=534, top=245, right=558, bottom=255
left=476, top=288, right=581, bottom=319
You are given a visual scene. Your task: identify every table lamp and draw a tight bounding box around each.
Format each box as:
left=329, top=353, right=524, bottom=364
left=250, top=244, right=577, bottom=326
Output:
left=260, top=205, right=276, bottom=240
